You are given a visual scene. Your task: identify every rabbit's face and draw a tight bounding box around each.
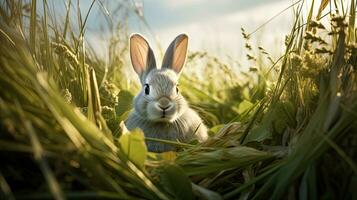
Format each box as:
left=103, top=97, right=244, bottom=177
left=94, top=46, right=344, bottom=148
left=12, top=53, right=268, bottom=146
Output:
left=134, top=69, right=187, bottom=122
left=129, top=33, right=190, bottom=123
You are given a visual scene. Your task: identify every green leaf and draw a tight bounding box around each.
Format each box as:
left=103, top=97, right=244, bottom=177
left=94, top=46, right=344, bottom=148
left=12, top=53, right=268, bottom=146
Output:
left=243, top=124, right=271, bottom=144
left=209, top=124, right=225, bottom=136
left=160, top=164, right=194, bottom=200
left=299, top=163, right=317, bottom=200
left=237, top=100, right=254, bottom=114
left=192, top=183, right=222, bottom=200
left=119, top=128, right=147, bottom=170
left=87, top=67, right=102, bottom=125
left=115, top=90, right=134, bottom=120
left=29, top=0, right=37, bottom=52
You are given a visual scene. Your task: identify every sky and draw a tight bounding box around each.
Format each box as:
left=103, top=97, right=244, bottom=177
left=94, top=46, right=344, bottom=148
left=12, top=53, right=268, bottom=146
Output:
left=40, top=0, right=323, bottom=63
left=127, top=0, right=294, bottom=59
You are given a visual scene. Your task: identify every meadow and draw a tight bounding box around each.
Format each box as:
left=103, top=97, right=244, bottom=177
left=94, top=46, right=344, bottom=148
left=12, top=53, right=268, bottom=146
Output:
left=0, top=0, right=356, bottom=199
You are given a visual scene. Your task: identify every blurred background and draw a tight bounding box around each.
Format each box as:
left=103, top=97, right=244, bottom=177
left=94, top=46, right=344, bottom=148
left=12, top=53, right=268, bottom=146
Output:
left=39, top=0, right=300, bottom=63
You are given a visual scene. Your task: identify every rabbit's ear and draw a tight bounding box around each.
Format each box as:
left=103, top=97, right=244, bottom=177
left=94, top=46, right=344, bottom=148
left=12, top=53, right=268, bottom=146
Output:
left=130, top=34, right=156, bottom=77
left=162, top=34, right=188, bottom=74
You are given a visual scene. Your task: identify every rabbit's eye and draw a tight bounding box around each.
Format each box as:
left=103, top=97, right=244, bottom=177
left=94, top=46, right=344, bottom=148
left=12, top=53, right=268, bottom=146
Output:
left=176, top=86, right=179, bottom=93
left=144, top=84, right=150, bottom=95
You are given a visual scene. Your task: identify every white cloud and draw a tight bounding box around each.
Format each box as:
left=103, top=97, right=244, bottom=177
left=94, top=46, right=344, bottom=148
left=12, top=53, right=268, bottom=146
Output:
left=154, top=0, right=294, bottom=63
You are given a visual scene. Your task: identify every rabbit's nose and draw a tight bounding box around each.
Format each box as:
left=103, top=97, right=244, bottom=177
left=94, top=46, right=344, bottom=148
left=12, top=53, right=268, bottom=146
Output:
left=157, top=97, right=172, bottom=110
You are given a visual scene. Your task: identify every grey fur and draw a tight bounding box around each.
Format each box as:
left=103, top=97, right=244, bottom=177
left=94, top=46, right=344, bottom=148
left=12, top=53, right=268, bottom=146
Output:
left=125, top=34, right=208, bottom=152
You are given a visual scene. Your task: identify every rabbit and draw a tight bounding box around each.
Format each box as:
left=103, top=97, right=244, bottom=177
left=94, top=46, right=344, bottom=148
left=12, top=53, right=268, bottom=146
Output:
left=125, top=33, right=208, bottom=152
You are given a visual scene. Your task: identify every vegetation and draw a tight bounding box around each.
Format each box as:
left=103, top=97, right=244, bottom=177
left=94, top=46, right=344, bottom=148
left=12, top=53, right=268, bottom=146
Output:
left=0, top=0, right=356, bottom=199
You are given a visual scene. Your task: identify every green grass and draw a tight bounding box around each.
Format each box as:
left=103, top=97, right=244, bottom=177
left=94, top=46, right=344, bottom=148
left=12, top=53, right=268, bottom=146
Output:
left=0, top=0, right=356, bottom=199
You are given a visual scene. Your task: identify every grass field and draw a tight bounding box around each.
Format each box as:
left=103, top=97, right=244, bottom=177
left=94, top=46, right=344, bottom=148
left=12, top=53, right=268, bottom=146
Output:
left=0, top=0, right=356, bottom=199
